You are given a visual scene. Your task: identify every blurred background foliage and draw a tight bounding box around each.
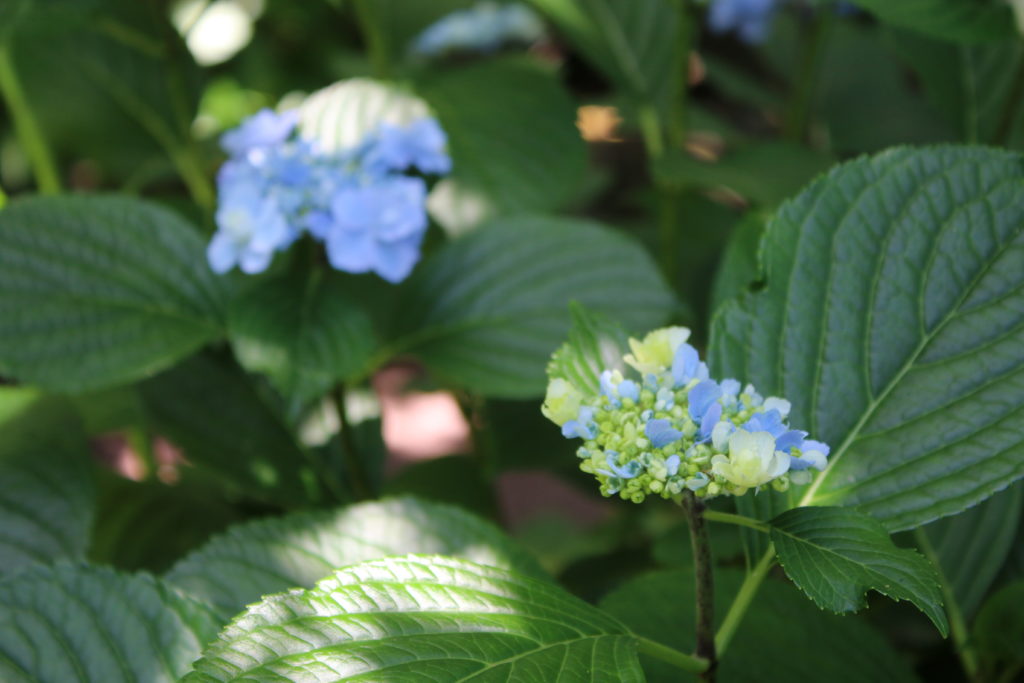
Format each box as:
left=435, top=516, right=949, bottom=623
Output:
left=1, top=1, right=1023, bottom=680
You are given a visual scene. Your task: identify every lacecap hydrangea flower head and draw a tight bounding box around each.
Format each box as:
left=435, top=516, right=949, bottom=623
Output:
left=207, top=94, right=451, bottom=283
left=543, top=325, right=830, bottom=503
left=410, top=1, right=544, bottom=58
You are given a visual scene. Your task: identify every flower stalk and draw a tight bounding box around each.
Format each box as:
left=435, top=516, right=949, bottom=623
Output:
left=682, top=491, right=717, bottom=680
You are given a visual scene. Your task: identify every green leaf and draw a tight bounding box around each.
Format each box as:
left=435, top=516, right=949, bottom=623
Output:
left=847, top=0, right=1016, bottom=44
left=769, top=506, right=948, bottom=635
left=138, top=354, right=323, bottom=506
left=228, top=268, right=377, bottom=406
left=527, top=0, right=680, bottom=108
left=382, top=455, right=498, bottom=519
left=416, top=57, right=588, bottom=230
left=547, top=302, right=629, bottom=396
left=601, top=568, right=919, bottom=682
left=973, top=579, right=1024, bottom=670
left=394, top=214, right=674, bottom=397
left=0, top=387, right=93, bottom=575
left=350, top=0, right=473, bottom=62
left=653, top=142, right=835, bottom=207
left=923, top=483, right=1022, bottom=617
left=0, top=562, right=221, bottom=682
left=709, top=146, right=1024, bottom=530
left=709, top=211, right=766, bottom=322
left=887, top=30, right=1024, bottom=146
left=184, top=555, right=643, bottom=682
left=166, top=496, right=547, bottom=617
left=0, top=195, right=225, bottom=392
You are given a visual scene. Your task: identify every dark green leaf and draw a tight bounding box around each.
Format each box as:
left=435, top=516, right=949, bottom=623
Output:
left=973, top=579, right=1024, bottom=669
left=138, top=354, right=323, bottom=506
left=847, top=0, right=1016, bottom=44
left=923, top=482, right=1022, bottom=617
left=0, top=388, right=93, bottom=576
left=166, top=496, right=546, bottom=617
left=228, top=268, right=376, bottom=406
left=395, top=214, right=674, bottom=397
left=601, top=568, right=919, bottom=682
left=0, top=562, right=221, bottom=682
left=416, top=57, right=588, bottom=230
left=709, top=146, right=1024, bottom=530
left=184, top=555, right=642, bottom=682
left=770, top=506, right=948, bottom=635
left=382, top=455, right=498, bottom=518
left=0, top=196, right=226, bottom=392
left=709, top=211, right=766, bottom=320
left=528, top=0, right=680, bottom=108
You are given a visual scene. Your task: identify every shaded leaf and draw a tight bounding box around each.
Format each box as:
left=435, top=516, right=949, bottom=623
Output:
left=770, top=506, right=948, bottom=635
left=847, top=0, right=1016, bottom=44
left=166, top=496, right=546, bottom=617
left=0, top=562, right=221, bottom=682
left=547, top=302, right=629, bottom=396
left=0, top=196, right=225, bottom=392
left=395, top=214, right=674, bottom=398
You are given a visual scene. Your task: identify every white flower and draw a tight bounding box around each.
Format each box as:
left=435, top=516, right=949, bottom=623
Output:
left=711, top=430, right=789, bottom=488
left=541, top=378, right=583, bottom=426
left=624, top=326, right=691, bottom=375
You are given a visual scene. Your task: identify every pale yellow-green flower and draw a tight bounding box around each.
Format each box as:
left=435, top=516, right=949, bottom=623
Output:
left=541, top=378, right=583, bottom=426
left=623, top=326, right=691, bottom=375
left=711, top=430, right=789, bottom=489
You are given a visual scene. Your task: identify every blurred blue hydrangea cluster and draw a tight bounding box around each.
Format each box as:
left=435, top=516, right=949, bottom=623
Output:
left=543, top=327, right=830, bottom=503
left=706, top=0, right=778, bottom=43
left=411, top=1, right=544, bottom=58
left=208, top=108, right=451, bottom=283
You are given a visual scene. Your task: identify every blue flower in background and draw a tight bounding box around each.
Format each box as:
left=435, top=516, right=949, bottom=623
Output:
left=707, top=0, right=777, bottom=44
left=411, top=1, right=544, bottom=57
left=220, top=108, right=299, bottom=158
left=363, top=119, right=453, bottom=176
left=323, top=176, right=429, bottom=283
left=209, top=102, right=451, bottom=281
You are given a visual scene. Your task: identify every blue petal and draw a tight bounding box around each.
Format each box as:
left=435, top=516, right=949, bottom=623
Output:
left=688, top=380, right=722, bottom=421
left=802, top=439, right=831, bottom=457
left=646, top=418, right=683, bottom=449
left=373, top=234, right=424, bottom=284
left=605, top=452, right=641, bottom=479
left=665, top=454, right=681, bottom=476
left=698, top=402, right=723, bottom=441
left=206, top=232, right=238, bottom=274
left=671, top=343, right=700, bottom=386
left=743, top=409, right=786, bottom=437
left=599, top=370, right=619, bottom=404
left=618, top=380, right=640, bottom=402
left=775, top=429, right=808, bottom=453
left=787, top=454, right=813, bottom=471
left=720, top=378, right=741, bottom=397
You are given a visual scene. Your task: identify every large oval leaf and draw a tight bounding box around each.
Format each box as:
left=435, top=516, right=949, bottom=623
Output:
left=184, top=555, right=643, bottom=682
left=709, top=146, right=1024, bottom=530
left=0, top=562, right=221, bottom=682
left=166, top=496, right=546, bottom=617
left=394, top=215, right=675, bottom=397
left=0, top=388, right=92, bottom=576
left=601, top=568, right=918, bottom=682
left=0, top=195, right=226, bottom=392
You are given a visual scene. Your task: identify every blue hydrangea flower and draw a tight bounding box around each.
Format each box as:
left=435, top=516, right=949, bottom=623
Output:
left=646, top=418, right=683, bottom=449
left=322, top=176, right=429, bottom=283
left=598, top=452, right=643, bottom=479
left=411, top=1, right=544, bottom=57
left=688, top=380, right=722, bottom=421
left=707, top=0, right=777, bottom=44
left=208, top=175, right=292, bottom=274
left=220, top=108, right=299, bottom=158
left=362, top=119, right=452, bottom=176
left=563, top=405, right=597, bottom=440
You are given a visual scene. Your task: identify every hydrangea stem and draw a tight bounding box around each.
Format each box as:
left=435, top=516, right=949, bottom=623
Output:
left=636, top=636, right=710, bottom=673
left=914, top=528, right=980, bottom=682
left=682, top=491, right=717, bottom=680
left=703, top=509, right=770, bottom=533
left=715, top=545, right=775, bottom=656
left=782, top=8, right=832, bottom=142
left=332, top=383, right=374, bottom=501
left=0, top=43, right=61, bottom=194
left=352, top=0, right=391, bottom=79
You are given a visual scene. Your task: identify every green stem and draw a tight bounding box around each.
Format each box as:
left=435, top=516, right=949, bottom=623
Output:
left=169, top=145, right=215, bottom=215
left=332, top=384, right=374, bottom=501
left=782, top=9, right=832, bottom=142
left=636, top=636, right=710, bottom=673
left=703, top=510, right=770, bottom=533
left=0, top=43, right=61, bottom=193
left=683, top=492, right=717, bottom=680
left=993, top=45, right=1024, bottom=147
left=0, top=182, right=7, bottom=208
left=914, top=529, right=980, bottom=682
left=352, top=0, right=391, bottom=79
left=715, top=545, right=775, bottom=656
